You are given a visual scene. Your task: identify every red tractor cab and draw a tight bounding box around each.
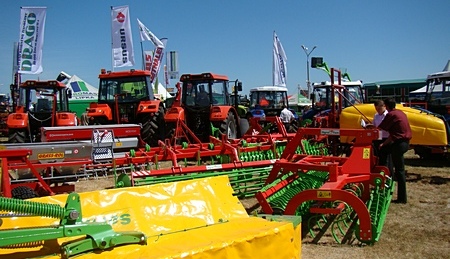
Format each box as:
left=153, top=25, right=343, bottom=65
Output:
left=7, top=80, right=77, bottom=143
left=86, top=69, right=165, bottom=146
left=164, top=72, right=243, bottom=143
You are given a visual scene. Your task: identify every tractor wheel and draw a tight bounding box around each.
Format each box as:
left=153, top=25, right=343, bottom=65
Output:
left=11, top=186, right=37, bottom=199
left=141, top=106, right=165, bottom=147
left=8, top=129, right=28, bottom=143
left=215, top=111, right=238, bottom=140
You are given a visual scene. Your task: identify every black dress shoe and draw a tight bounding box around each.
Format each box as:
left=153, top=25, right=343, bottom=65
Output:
left=392, top=200, right=407, bottom=204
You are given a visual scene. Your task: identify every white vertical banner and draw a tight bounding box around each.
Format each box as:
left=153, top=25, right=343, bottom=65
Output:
left=273, top=31, right=287, bottom=87
left=167, top=51, right=179, bottom=79
left=150, top=38, right=167, bottom=83
left=164, top=64, right=169, bottom=85
left=18, top=7, right=47, bottom=74
left=143, top=50, right=153, bottom=71
left=136, top=18, right=166, bottom=82
left=111, top=5, right=134, bottom=68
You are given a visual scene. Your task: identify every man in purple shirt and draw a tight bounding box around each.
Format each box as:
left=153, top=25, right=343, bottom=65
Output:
left=378, top=98, right=412, bottom=204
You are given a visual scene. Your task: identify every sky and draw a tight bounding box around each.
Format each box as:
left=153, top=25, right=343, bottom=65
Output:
left=1, top=0, right=449, bottom=96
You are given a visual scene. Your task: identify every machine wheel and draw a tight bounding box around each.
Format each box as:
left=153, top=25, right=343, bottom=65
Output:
left=11, top=186, right=37, bottom=199
left=8, top=129, right=28, bottom=143
left=141, top=105, right=165, bottom=147
left=216, top=112, right=238, bottom=140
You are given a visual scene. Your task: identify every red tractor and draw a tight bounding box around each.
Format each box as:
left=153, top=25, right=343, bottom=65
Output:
left=7, top=80, right=78, bottom=143
left=86, top=69, right=165, bottom=147
left=164, top=72, right=243, bottom=143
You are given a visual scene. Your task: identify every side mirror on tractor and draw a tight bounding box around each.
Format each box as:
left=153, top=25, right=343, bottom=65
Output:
left=232, top=80, right=242, bottom=94
left=67, top=89, right=73, bottom=99
left=237, top=82, right=242, bottom=92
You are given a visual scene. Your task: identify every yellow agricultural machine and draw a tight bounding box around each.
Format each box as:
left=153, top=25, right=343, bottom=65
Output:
left=0, top=176, right=301, bottom=258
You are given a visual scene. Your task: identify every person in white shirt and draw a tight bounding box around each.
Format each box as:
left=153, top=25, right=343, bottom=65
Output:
left=373, top=100, right=389, bottom=139
left=372, top=100, right=393, bottom=177
left=280, top=105, right=295, bottom=131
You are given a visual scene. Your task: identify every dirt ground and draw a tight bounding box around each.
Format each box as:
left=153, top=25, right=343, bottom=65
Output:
left=74, top=150, right=450, bottom=259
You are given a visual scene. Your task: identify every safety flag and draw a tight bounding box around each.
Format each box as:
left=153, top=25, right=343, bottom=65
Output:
left=273, top=31, right=287, bottom=87
left=111, top=5, right=135, bottom=68
left=18, top=7, right=47, bottom=74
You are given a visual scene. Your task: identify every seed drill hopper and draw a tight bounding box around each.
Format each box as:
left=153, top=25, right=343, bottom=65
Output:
left=256, top=127, right=395, bottom=244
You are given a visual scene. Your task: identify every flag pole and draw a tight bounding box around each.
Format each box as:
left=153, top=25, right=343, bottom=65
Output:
left=140, top=41, right=144, bottom=70
left=110, top=6, right=114, bottom=71
left=272, top=30, right=275, bottom=86
left=164, top=63, right=168, bottom=103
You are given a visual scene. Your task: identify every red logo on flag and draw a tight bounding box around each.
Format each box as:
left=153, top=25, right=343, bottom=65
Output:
left=116, top=12, right=125, bottom=23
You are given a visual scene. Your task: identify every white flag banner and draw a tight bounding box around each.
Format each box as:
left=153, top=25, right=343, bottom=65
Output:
left=111, top=5, right=134, bottom=67
left=149, top=38, right=167, bottom=83
left=167, top=51, right=179, bottom=79
left=137, top=18, right=164, bottom=47
left=164, top=64, right=169, bottom=85
left=18, top=7, right=47, bottom=74
left=143, top=50, right=153, bottom=71
left=273, top=32, right=287, bottom=87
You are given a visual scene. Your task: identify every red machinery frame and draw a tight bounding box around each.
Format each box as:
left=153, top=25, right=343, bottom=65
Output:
left=255, top=128, right=390, bottom=242
left=0, top=149, right=93, bottom=197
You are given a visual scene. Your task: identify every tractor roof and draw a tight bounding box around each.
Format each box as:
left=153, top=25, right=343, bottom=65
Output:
left=249, top=86, right=288, bottom=92
left=99, top=69, right=151, bottom=79
left=180, top=73, right=229, bottom=81
left=20, top=80, right=66, bottom=89
left=427, top=70, right=450, bottom=80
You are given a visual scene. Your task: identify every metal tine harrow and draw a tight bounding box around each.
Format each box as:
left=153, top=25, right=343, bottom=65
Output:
left=114, top=129, right=330, bottom=199
left=255, top=128, right=394, bottom=245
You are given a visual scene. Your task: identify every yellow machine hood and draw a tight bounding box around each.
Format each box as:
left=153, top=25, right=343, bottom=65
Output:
left=340, top=103, right=448, bottom=146
left=0, top=176, right=301, bottom=259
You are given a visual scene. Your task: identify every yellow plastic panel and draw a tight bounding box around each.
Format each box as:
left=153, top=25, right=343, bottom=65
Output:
left=0, top=176, right=300, bottom=259
left=340, top=103, right=448, bottom=146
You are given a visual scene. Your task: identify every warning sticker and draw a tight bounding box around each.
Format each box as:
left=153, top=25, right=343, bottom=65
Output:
left=363, top=148, right=370, bottom=159
left=317, top=191, right=331, bottom=198
left=37, top=152, right=65, bottom=160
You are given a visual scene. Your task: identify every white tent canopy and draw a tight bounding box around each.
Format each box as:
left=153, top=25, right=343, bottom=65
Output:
left=410, top=84, right=442, bottom=94
left=60, top=71, right=173, bottom=101
left=288, top=93, right=311, bottom=106
left=153, top=82, right=174, bottom=100
left=65, top=74, right=98, bottom=101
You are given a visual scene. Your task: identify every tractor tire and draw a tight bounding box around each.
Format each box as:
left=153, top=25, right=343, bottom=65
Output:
left=214, top=111, right=238, bottom=140
left=8, top=129, right=28, bottom=143
left=11, top=186, right=37, bottom=199
left=141, top=105, right=165, bottom=147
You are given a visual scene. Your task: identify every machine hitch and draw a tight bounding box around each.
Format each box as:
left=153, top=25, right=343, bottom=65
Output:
left=0, top=192, right=146, bottom=258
